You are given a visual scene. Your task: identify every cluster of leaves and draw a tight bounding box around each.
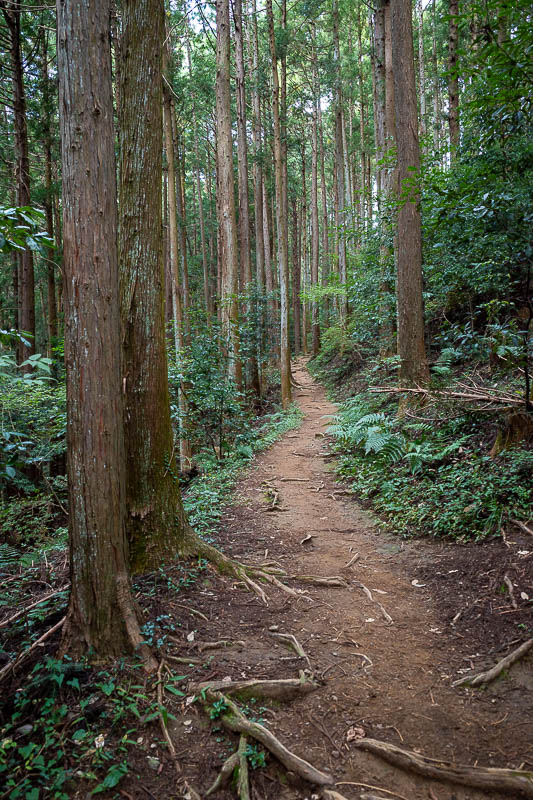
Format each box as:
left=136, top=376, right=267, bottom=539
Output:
left=329, top=386, right=533, bottom=541
left=0, top=206, right=53, bottom=256
left=0, top=656, right=182, bottom=799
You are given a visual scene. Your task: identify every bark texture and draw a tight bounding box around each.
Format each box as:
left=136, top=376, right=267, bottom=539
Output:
left=119, top=0, right=188, bottom=573
left=56, top=0, right=148, bottom=659
left=391, top=0, right=429, bottom=388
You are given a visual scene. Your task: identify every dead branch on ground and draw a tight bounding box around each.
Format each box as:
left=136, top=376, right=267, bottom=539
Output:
left=0, top=616, right=65, bottom=685
left=190, top=674, right=318, bottom=701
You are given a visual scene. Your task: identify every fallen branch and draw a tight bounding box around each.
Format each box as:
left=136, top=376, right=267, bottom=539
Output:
left=269, top=632, right=311, bottom=667
left=512, top=519, right=533, bottom=537
left=453, top=638, right=533, bottom=687
left=344, top=553, right=360, bottom=568
left=191, top=674, right=318, bottom=701
left=0, top=616, right=66, bottom=684
left=157, top=660, right=179, bottom=766
left=369, top=385, right=522, bottom=407
left=355, top=582, right=393, bottom=625
left=202, top=690, right=333, bottom=787
left=355, top=738, right=533, bottom=798
left=0, top=585, right=69, bottom=630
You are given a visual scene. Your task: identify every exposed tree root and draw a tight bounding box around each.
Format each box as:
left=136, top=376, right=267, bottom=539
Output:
left=180, top=526, right=308, bottom=604
left=237, top=734, right=250, bottom=800
left=197, top=640, right=245, bottom=652
left=200, top=689, right=333, bottom=787
left=292, top=575, right=348, bottom=587
left=205, top=751, right=239, bottom=796
left=269, top=632, right=311, bottom=667
left=453, top=638, right=533, bottom=687
left=190, top=674, right=318, bottom=701
left=322, top=792, right=351, bottom=800
left=355, top=738, right=533, bottom=797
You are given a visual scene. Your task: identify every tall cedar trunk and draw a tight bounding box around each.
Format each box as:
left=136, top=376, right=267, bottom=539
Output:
left=310, top=24, right=320, bottom=356
left=186, top=35, right=211, bottom=321
left=318, top=105, right=329, bottom=326
left=119, top=0, right=188, bottom=573
left=333, top=0, right=348, bottom=321
left=431, top=0, right=442, bottom=155
left=300, top=145, right=308, bottom=353
left=2, top=4, right=35, bottom=366
left=391, top=0, right=429, bottom=388
left=40, top=32, right=58, bottom=360
left=357, top=7, right=367, bottom=230
left=292, top=199, right=301, bottom=354
left=234, top=0, right=260, bottom=395
left=251, top=0, right=266, bottom=388
left=448, top=0, right=460, bottom=157
left=417, top=0, right=427, bottom=146
left=163, top=53, right=192, bottom=472
left=216, top=0, right=242, bottom=388
left=267, top=0, right=291, bottom=406
left=56, top=0, right=150, bottom=661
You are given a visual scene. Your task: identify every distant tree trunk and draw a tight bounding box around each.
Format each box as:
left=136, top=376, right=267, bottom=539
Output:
left=267, top=0, right=291, bottom=407
left=391, top=0, right=429, bottom=388
left=292, top=199, right=301, bottom=354
left=251, top=0, right=266, bottom=388
left=318, top=105, right=329, bottom=326
left=448, top=0, right=460, bottom=158
left=216, top=0, right=242, bottom=388
left=119, top=0, right=189, bottom=573
left=431, top=0, right=442, bottom=156
left=40, top=32, right=58, bottom=360
left=57, top=0, right=150, bottom=661
left=234, top=0, right=259, bottom=395
left=310, top=24, right=320, bottom=356
left=174, top=130, right=190, bottom=339
left=333, top=0, right=348, bottom=322
left=1, top=3, right=35, bottom=366
left=417, top=0, right=427, bottom=146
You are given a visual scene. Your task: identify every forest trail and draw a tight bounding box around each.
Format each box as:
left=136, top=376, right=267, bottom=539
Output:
left=172, top=359, right=532, bottom=800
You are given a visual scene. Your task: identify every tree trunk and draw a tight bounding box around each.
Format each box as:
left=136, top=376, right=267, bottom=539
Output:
left=310, top=24, right=320, bottom=356
left=234, top=0, right=259, bottom=395
left=448, top=0, right=460, bottom=158
left=333, top=0, right=348, bottom=322
left=56, top=0, right=150, bottom=662
left=431, top=0, right=442, bottom=156
left=216, top=0, right=242, bottom=388
left=417, top=0, right=427, bottom=147
left=318, top=105, right=329, bottom=327
left=266, top=0, right=291, bottom=407
left=40, top=32, right=58, bottom=361
left=292, top=199, right=301, bottom=355
left=391, top=0, right=429, bottom=388
left=119, top=0, right=189, bottom=573
left=1, top=3, right=35, bottom=366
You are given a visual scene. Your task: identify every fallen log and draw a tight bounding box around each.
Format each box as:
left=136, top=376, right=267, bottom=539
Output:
left=355, top=738, right=533, bottom=798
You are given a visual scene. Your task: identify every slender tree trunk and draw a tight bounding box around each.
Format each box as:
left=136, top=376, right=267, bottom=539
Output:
left=119, top=0, right=189, bottom=573
left=174, top=129, right=191, bottom=339
left=333, top=0, right=348, bottom=322
left=310, top=24, right=320, bottom=356
left=431, top=0, right=442, bottom=156
left=417, top=0, right=427, bottom=147
left=1, top=3, right=35, bottom=366
left=40, top=32, right=58, bottom=360
left=266, top=0, right=291, bottom=406
left=318, top=105, right=329, bottom=326
left=233, top=0, right=259, bottom=395
left=292, top=199, right=301, bottom=354
left=216, top=0, right=242, bottom=388
left=448, top=0, right=460, bottom=158
left=391, top=0, right=429, bottom=388
left=56, top=0, right=150, bottom=662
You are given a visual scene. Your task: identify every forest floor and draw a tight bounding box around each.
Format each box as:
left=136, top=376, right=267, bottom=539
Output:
left=127, top=358, right=533, bottom=800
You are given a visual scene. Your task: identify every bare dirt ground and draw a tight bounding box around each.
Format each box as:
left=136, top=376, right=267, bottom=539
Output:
left=120, top=359, right=533, bottom=800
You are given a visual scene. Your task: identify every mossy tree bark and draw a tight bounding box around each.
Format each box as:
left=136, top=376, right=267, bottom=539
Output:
left=119, top=0, right=188, bottom=574
left=56, top=0, right=149, bottom=660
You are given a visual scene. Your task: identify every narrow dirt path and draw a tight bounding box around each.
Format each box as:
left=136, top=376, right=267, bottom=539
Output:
left=175, top=359, right=532, bottom=800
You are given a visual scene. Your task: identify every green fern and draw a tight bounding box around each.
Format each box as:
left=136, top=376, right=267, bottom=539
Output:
left=0, top=543, right=21, bottom=569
